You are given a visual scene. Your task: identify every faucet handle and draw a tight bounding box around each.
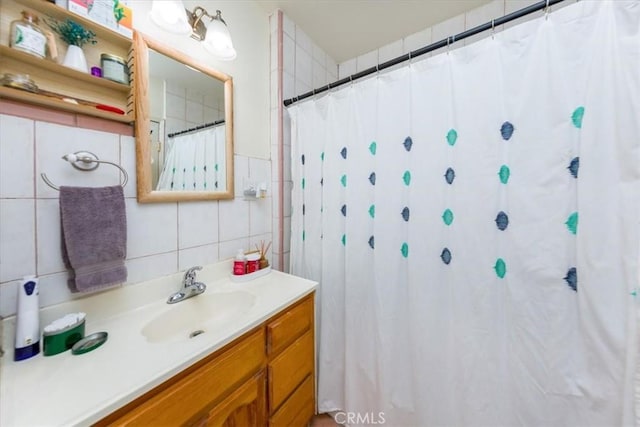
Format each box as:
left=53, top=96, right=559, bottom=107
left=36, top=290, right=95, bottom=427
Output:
left=183, top=266, right=203, bottom=284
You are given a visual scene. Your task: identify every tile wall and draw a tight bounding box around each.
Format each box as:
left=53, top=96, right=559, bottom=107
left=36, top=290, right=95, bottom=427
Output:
left=0, top=107, right=271, bottom=318
left=337, top=0, right=578, bottom=79
left=163, top=82, right=225, bottom=138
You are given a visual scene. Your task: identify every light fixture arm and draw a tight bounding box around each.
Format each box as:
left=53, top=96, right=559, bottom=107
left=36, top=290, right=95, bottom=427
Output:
left=187, top=6, right=214, bottom=41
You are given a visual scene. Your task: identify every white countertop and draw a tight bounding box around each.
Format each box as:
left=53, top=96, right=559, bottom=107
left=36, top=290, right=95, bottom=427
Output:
left=0, top=261, right=317, bottom=426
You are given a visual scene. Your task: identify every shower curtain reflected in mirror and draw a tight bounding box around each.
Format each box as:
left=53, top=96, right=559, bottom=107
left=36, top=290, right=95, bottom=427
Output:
left=288, top=1, right=640, bottom=425
left=156, top=124, right=226, bottom=191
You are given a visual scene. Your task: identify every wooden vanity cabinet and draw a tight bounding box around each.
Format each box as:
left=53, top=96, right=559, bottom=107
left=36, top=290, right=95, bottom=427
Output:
left=97, top=292, right=315, bottom=427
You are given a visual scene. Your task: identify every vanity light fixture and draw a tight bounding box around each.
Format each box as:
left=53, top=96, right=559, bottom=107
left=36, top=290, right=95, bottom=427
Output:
left=149, top=1, right=237, bottom=61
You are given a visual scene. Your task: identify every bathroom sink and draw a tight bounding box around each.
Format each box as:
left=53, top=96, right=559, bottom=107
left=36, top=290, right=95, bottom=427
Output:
left=141, top=291, right=256, bottom=343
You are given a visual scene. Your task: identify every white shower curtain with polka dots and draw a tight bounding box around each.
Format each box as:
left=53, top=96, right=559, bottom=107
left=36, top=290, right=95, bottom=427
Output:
left=288, top=1, right=640, bottom=425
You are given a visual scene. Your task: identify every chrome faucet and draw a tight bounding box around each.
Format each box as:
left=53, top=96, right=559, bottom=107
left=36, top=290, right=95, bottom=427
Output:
left=167, top=266, right=207, bottom=304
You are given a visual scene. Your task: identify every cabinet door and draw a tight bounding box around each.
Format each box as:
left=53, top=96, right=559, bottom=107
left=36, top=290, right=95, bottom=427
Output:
left=203, top=371, right=266, bottom=427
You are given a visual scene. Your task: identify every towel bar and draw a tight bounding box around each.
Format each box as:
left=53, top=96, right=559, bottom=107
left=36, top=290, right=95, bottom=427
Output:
left=41, top=151, right=128, bottom=190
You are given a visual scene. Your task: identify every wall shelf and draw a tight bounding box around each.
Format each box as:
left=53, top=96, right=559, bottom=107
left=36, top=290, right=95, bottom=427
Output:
left=0, top=86, right=133, bottom=123
left=13, top=0, right=131, bottom=49
left=0, top=0, right=134, bottom=123
left=0, top=45, right=130, bottom=93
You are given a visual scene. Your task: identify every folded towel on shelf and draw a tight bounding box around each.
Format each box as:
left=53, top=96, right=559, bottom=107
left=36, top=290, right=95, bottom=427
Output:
left=59, top=185, right=127, bottom=293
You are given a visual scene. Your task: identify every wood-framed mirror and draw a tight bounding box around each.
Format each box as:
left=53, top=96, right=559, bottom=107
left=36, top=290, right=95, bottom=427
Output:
left=133, top=31, right=234, bottom=202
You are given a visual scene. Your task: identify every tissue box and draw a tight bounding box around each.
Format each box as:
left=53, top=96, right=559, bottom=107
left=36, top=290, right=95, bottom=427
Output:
left=67, top=0, right=133, bottom=39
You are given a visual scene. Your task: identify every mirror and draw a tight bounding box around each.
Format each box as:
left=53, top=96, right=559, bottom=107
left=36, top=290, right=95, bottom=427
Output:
left=134, top=32, right=234, bottom=202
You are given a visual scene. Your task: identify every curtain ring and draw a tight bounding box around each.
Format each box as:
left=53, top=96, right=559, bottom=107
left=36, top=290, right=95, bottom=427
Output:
left=491, top=19, right=495, bottom=39
left=545, top=0, right=550, bottom=20
left=446, top=36, right=450, bottom=54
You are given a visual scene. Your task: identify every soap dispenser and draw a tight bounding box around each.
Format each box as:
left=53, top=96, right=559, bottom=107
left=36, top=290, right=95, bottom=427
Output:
left=233, top=249, right=247, bottom=275
left=14, top=275, right=40, bottom=361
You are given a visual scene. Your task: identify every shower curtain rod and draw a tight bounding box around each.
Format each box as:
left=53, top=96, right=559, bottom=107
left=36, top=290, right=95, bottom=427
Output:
left=167, top=119, right=226, bottom=138
left=283, top=0, right=566, bottom=107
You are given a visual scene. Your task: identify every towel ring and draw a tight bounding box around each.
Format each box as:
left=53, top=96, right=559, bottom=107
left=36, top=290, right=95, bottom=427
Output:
left=41, top=151, right=128, bottom=191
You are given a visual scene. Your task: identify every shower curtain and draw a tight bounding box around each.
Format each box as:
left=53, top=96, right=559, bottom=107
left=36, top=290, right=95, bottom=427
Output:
left=156, top=124, right=226, bottom=191
left=288, top=1, right=640, bottom=425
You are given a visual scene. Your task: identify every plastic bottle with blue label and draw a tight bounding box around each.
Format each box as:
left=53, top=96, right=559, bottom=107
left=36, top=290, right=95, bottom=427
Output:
left=14, top=276, right=40, bottom=361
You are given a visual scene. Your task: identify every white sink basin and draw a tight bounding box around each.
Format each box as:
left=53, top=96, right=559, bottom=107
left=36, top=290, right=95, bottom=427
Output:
left=141, top=291, right=256, bottom=343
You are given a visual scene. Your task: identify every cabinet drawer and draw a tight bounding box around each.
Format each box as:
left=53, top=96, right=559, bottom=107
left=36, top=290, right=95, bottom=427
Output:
left=104, top=328, right=265, bottom=426
left=267, top=295, right=313, bottom=356
left=268, top=330, right=314, bottom=413
left=269, top=375, right=314, bottom=427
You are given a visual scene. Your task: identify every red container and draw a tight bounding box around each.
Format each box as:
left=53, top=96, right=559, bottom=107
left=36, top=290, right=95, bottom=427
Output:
left=246, top=253, right=260, bottom=273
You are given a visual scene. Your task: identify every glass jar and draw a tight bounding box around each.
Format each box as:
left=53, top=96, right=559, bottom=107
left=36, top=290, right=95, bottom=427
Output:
left=101, top=53, right=129, bottom=85
left=10, top=11, right=47, bottom=59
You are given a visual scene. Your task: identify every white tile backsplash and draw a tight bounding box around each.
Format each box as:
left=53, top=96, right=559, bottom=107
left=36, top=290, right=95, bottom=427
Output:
left=0, top=115, right=34, bottom=198
left=0, top=199, right=36, bottom=282
left=219, top=238, right=250, bottom=261
left=250, top=198, right=272, bottom=236
left=178, top=244, right=219, bottom=271
left=234, top=155, right=250, bottom=198
left=0, top=279, right=18, bottom=318
left=249, top=233, right=273, bottom=260
left=125, top=200, right=178, bottom=258
left=126, top=252, right=178, bottom=285
left=249, top=158, right=271, bottom=183
left=36, top=271, right=77, bottom=311
left=2, top=110, right=269, bottom=317
left=35, top=123, right=121, bottom=198
left=178, top=201, right=219, bottom=249
left=219, top=199, right=250, bottom=242
left=35, top=198, right=66, bottom=276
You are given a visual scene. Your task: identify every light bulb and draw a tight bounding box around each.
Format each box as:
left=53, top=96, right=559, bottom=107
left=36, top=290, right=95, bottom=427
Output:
left=149, top=0, right=191, bottom=35
left=203, top=17, right=236, bottom=60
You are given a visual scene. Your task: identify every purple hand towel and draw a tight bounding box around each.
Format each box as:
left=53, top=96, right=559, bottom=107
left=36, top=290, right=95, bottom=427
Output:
left=59, top=185, right=127, bottom=293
